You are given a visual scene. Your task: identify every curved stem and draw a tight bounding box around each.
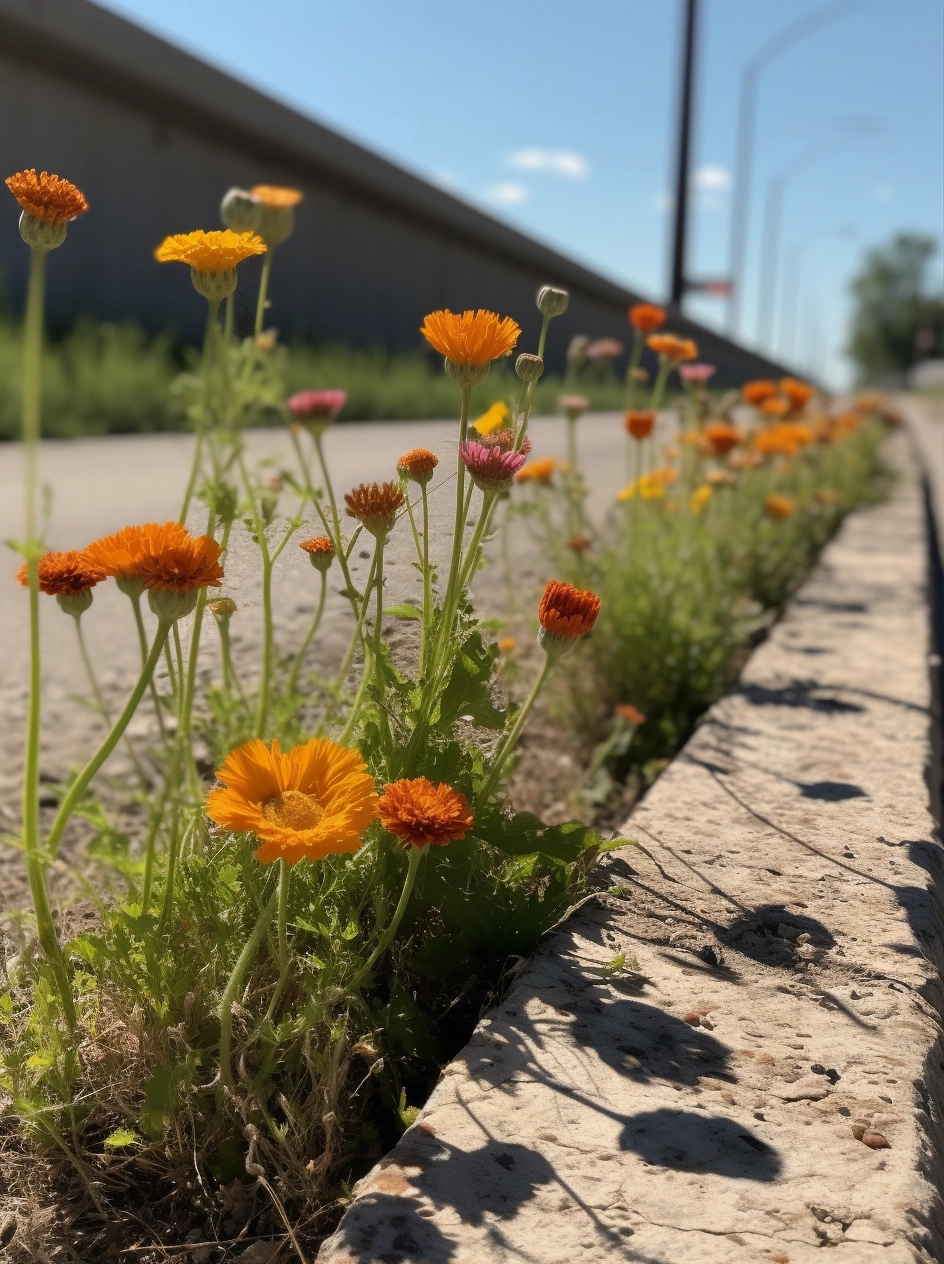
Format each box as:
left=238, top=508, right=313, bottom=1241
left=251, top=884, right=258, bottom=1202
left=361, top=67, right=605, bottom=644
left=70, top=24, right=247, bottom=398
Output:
left=288, top=570, right=327, bottom=696
left=219, top=883, right=280, bottom=1090
left=350, top=843, right=423, bottom=991
left=180, top=299, right=220, bottom=525
left=479, top=654, right=554, bottom=802
left=74, top=616, right=148, bottom=784
left=254, top=250, right=274, bottom=337
left=46, top=621, right=172, bottom=860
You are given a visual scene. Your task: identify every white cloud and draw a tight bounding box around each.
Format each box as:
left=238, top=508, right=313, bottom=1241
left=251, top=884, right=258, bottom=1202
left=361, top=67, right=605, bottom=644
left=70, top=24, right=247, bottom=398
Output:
left=486, top=181, right=529, bottom=206
left=507, top=148, right=589, bottom=180
left=871, top=182, right=894, bottom=202
left=691, top=164, right=730, bottom=192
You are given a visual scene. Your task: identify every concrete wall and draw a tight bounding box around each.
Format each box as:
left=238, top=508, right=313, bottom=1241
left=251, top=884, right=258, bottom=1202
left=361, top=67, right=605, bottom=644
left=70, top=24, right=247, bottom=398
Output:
left=0, top=0, right=789, bottom=382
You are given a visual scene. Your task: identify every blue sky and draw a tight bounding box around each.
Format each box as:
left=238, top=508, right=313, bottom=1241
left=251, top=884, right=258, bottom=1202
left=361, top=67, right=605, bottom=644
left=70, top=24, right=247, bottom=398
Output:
left=98, top=0, right=942, bottom=385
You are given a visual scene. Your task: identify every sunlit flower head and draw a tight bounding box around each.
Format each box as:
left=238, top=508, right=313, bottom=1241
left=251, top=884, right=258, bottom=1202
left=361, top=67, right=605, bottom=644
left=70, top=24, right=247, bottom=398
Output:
left=679, top=362, right=716, bottom=383
left=137, top=531, right=224, bottom=593
left=760, top=396, right=790, bottom=418
left=17, top=550, right=105, bottom=595
left=6, top=169, right=88, bottom=225
left=585, top=337, right=624, bottom=360
left=397, top=448, right=439, bottom=484
left=300, top=536, right=335, bottom=572
left=155, top=229, right=266, bottom=272
left=378, top=777, right=473, bottom=848
left=84, top=521, right=190, bottom=583
left=703, top=421, right=740, bottom=456
left=615, top=703, right=646, bottom=726
left=779, top=377, right=814, bottom=412
left=764, top=493, right=797, bottom=521
left=287, top=389, right=347, bottom=421
left=251, top=185, right=303, bottom=208
left=344, top=482, right=404, bottom=536
left=624, top=409, right=655, bottom=441
left=460, top=440, right=527, bottom=493
left=515, top=456, right=559, bottom=485
left=206, top=737, right=378, bottom=865
left=473, top=400, right=511, bottom=435
left=628, top=303, right=666, bottom=333
left=207, top=597, right=237, bottom=620
left=560, top=394, right=590, bottom=422
left=420, top=309, right=521, bottom=367
left=617, top=467, right=677, bottom=501
left=538, top=579, right=601, bottom=647
left=741, top=380, right=778, bottom=406
left=646, top=334, right=697, bottom=363
left=690, top=484, right=713, bottom=513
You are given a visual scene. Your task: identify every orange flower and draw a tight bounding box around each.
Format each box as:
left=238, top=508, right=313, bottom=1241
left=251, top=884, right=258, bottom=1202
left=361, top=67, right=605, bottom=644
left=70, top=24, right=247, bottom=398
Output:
left=136, top=532, right=224, bottom=592
left=16, top=550, right=105, bottom=595
left=625, top=409, right=655, bottom=440
left=741, top=380, right=778, bottom=406
left=764, top=494, right=796, bottom=521
left=515, top=457, right=559, bottom=484
left=206, top=737, right=378, bottom=865
left=420, top=309, right=521, bottom=366
left=250, top=185, right=303, bottom=207
left=378, top=777, right=473, bottom=848
left=567, top=535, right=592, bottom=553
left=779, top=377, right=814, bottom=412
left=615, top=703, right=646, bottom=726
left=498, top=637, right=517, bottom=653
left=344, top=482, right=405, bottom=535
left=154, top=229, right=266, bottom=272
left=397, top=448, right=439, bottom=483
left=538, top=579, right=601, bottom=642
left=300, top=536, right=335, bottom=572
left=760, top=396, right=790, bottom=418
left=5, top=169, right=88, bottom=224
left=85, top=521, right=189, bottom=582
left=646, top=334, right=698, bottom=363
left=628, top=303, right=666, bottom=333
left=832, top=412, right=859, bottom=437
left=703, top=421, right=740, bottom=457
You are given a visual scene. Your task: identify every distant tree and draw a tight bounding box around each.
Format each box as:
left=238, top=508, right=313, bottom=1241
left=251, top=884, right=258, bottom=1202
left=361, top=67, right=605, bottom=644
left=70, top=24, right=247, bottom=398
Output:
left=846, top=233, right=944, bottom=382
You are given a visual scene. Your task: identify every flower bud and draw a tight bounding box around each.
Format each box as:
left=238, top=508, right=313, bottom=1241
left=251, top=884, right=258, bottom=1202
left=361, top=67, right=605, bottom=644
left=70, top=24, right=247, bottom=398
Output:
left=537, top=285, right=569, bottom=318
left=56, top=589, right=93, bottom=618
left=207, top=597, right=237, bottom=621
left=257, top=204, right=295, bottom=247
left=190, top=267, right=237, bottom=301
left=515, top=353, right=544, bottom=383
left=148, top=587, right=199, bottom=623
left=19, top=211, right=67, bottom=252
left=116, top=576, right=145, bottom=600
left=220, top=187, right=261, bottom=233
left=445, top=359, right=491, bottom=389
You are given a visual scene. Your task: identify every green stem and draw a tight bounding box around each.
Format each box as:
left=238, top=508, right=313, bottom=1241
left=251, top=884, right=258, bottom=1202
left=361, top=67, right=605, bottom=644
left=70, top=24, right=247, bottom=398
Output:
left=350, top=843, right=423, bottom=991
left=338, top=545, right=381, bottom=742
left=130, top=593, right=168, bottom=741
left=74, top=616, right=148, bottom=784
left=456, top=491, right=497, bottom=595
left=442, top=386, right=473, bottom=625
left=419, top=483, right=432, bottom=677
left=255, top=550, right=274, bottom=738
left=625, top=331, right=643, bottom=410
left=254, top=250, right=274, bottom=337
left=46, top=622, right=172, bottom=860
left=265, top=861, right=292, bottom=1022
left=288, top=570, right=327, bottom=696
left=479, top=654, right=554, bottom=802
left=649, top=358, right=672, bottom=414
left=179, top=299, right=220, bottom=525
left=219, top=883, right=280, bottom=1089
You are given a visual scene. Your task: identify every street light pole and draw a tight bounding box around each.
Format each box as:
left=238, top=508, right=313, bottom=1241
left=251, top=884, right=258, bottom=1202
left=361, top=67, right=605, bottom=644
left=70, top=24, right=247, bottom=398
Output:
left=669, top=0, right=699, bottom=308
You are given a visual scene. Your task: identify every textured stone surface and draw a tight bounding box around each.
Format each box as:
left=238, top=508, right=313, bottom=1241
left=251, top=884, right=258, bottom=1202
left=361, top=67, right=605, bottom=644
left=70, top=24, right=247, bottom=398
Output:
left=318, top=431, right=943, bottom=1262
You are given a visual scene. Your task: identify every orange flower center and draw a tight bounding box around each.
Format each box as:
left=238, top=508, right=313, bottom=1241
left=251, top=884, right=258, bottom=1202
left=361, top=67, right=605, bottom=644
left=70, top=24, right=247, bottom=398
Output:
left=262, top=789, right=324, bottom=832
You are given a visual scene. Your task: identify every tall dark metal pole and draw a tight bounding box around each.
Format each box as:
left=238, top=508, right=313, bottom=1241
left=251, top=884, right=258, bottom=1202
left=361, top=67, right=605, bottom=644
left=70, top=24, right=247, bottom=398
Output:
left=669, top=0, right=698, bottom=308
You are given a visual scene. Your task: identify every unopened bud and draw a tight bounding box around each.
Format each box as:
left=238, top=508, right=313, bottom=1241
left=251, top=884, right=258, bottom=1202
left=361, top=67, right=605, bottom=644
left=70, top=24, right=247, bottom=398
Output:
left=516, top=353, right=544, bottom=383
left=257, top=204, right=295, bottom=247
left=19, top=212, right=67, bottom=252
left=445, top=359, right=491, bottom=389
left=56, top=589, right=93, bottom=618
left=207, top=597, right=237, bottom=621
left=191, top=267, right=237, bottom=301
left=220, top=187, right=261, bottom=233
left=148, top=587, right=199, bottom=623
left=537, top=285, right=569, bottom=318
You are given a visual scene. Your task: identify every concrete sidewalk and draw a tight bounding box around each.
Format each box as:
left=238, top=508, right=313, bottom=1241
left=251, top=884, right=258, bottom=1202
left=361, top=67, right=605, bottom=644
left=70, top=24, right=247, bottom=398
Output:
left=319, top=429, right=942, bottom=1262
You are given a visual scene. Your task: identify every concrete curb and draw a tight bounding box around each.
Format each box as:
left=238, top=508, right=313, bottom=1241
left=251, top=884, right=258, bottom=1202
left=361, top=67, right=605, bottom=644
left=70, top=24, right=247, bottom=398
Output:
left=319, top=431, right=943, bottom=1264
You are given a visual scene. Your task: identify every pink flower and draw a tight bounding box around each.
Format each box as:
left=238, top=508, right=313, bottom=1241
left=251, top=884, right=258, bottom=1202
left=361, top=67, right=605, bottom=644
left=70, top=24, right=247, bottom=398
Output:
left=678, top=363, right=716, bottom=383
left=459, top=440, right=527, bottom=492
left=560, top=394, right=590, bottom=420
left=286, top=389, right=347, bottom=420
left=585, top=338, right=624, bottom=360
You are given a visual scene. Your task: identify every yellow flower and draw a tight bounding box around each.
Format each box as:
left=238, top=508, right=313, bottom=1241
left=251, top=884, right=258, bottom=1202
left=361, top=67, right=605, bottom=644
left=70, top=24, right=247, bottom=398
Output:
left=473, top=401, right=511, bottom=435
left=690, top=484, right=712, bottom=513
left=154, top=229, right=266, bottom=272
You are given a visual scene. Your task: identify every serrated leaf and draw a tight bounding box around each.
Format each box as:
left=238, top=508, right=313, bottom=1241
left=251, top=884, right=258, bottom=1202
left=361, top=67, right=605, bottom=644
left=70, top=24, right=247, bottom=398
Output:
left=476, top=810, right=601, bottom=863
left=103, top=1128, right=139, bottom=1150
left=383, top=603, right=423, bottom=620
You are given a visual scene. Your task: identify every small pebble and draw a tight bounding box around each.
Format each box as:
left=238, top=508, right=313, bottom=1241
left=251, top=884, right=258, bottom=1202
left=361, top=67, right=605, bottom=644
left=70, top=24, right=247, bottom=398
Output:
left=683, top=1012, right=701, bottom=1026
left=862, top=1131, right=890, bottom=1149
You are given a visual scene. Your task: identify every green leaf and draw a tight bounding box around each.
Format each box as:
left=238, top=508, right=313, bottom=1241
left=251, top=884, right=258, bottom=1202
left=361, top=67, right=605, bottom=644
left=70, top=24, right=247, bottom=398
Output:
left=383, top=603, right=423, bottom=620
left=103, top=1128, right=139, bottom=1150
left=140, top=1061, right=184, bottom=1140
left=477, top=810, right=601, bottom=863
left=435, top=630, right=504, bottom=731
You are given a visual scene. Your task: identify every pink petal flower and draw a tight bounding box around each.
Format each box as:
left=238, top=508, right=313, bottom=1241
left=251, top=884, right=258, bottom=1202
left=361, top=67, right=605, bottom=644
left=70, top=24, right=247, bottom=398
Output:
left=678, top=363, right=716, bottom=383
left=286, top=389, right=348, bottom=419
left=459, top=440, right=527, bottom=492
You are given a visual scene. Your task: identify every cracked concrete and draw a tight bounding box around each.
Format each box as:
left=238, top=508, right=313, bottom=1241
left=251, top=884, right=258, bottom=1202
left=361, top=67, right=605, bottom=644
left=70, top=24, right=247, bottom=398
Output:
left=318, top=426, right=943, bottom=1262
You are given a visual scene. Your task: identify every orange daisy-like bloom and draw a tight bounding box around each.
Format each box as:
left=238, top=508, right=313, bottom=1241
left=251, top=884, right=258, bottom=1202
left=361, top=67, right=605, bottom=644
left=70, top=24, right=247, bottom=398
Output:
left=760, top=396, right=790, bottom=418
left=498, top=636, right=517, bottom=653
left=16, top=550, right=106, bottom=595
left=615, top=703, right=646, bottom=726
left=741, top=380, right=778, bottom=406
left=344, top=481, right=405, bottom=536
left=206, top=737, right=379, bottom=865
left=779, top=377, right=814, bottom=411
left=397, top=448, right=439, bottom=483
left=154, top=229, right=266, bottom=272
left=515, top=456, right=559, bottom=484
left=5, top=169, right=88, bottom=224
left=250, top=185, right=303, bottom=208
left=378, top=777, right=473, bottom=848
left=624, top=409, right=655, bottom=441
left=538, top=579, right=601, bottom=642
left=646, top=334, right=698, bottom=363
left=136, top=531, right=224, bottom=592
left=628, top=302, right=666, bottom=333
left=764, top=494, right=797, bottom=522
left=420, top=309, right=521, bottom=366
left=85, top=521, right=190, bottom=581
left=703, top=421, right=741, bottom=457
left=300, top=536, right=334, bottom=558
